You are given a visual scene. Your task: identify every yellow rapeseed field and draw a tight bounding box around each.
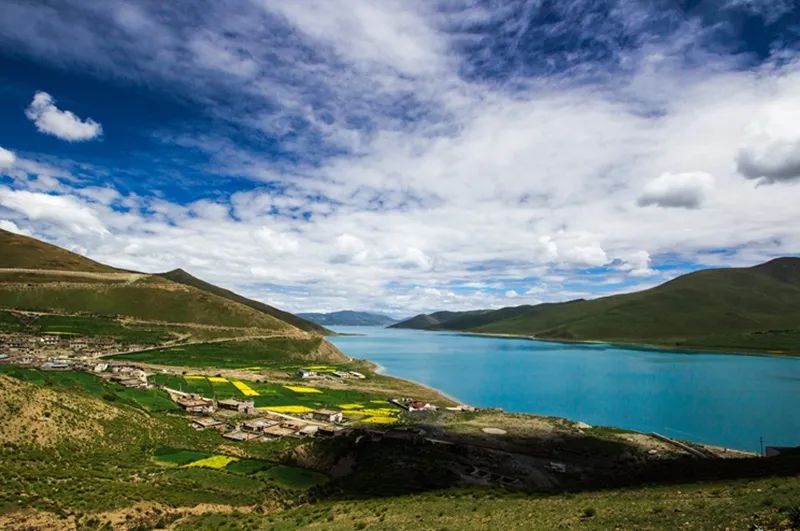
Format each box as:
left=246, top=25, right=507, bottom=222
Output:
left=184, top=375, right=206, bottom=380
left=184, top=455, right=238, bottom=469
left=232, top=380, right=259, bottom=397
left=208, top=376, right=229, bottom=383
left=284, top=385, right=322, bottom=394
left=338, top=403, right=364, bottom=409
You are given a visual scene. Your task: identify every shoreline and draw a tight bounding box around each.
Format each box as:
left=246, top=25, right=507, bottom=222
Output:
left=451, top=330, right=800, bottom=359
left=332, top=327, right=784, bottom=453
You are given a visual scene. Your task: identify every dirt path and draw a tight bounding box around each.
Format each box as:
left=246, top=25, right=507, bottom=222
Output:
left=0, top=267, right=147, bottom=283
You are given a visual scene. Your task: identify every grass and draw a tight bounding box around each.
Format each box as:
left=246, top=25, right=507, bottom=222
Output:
left=175, top=476, right=800, bottom=530
left=153, top=449, right=213, bottom=467
left=0, top=366, right=179, bottom=412
left=112, top=337, right=335, bottom=368
left=256, top=465, right=329, bottom=490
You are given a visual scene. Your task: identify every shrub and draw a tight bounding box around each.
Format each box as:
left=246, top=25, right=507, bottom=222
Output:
left=582, top=507, right=596, bottom=518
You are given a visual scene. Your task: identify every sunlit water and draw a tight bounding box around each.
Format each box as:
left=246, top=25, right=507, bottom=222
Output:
left=329, top=326, right=800, bottom=451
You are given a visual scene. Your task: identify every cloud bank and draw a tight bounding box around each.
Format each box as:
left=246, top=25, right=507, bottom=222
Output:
left=0, top=1, right=799, bottom=314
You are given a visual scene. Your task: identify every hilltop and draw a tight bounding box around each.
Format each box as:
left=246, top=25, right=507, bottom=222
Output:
left=0, top=228, right=117, bottom=273
left=391, top=258, right=800, bottom=355
left=159, top=268, right=331, bottom=335
left=0, top=228, right=344, bottom=364
left=297, top=310, right=397, bottom=326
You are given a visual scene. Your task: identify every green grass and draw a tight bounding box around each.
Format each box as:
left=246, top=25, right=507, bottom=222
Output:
left=0, top=366, right=179, bottom=412
left=153, top=449, right=213, bottom=466
left=176, top=476, right=800, bottom=530
left=256, top=465, right=329, bottom=490
left=0, top=281, right=294, bottom=329
left=35, top=314, right=172, bottom=344
left=112, top=337, right=334, bottom=368
left=226, top=459, right=273, bottom=475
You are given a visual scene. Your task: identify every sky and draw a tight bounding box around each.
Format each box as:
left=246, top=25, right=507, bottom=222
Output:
left=0, top=1, right=799, bottom=317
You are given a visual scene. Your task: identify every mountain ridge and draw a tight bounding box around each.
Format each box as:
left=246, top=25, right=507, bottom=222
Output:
left=390, top=257, right=800, bottom=355
left=298, top=310, right=397, bottom=326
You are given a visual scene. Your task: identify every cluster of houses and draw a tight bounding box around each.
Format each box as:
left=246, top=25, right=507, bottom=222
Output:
left=391, top=397, right=440, bottom=413
left=0, top=333, right=125, bottom=358
left=297, top=369, right=366, bottom=380
left=171, top=392, right=345, bottom=441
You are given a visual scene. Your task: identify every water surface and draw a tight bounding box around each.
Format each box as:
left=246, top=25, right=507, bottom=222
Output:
left=330, top=326, right=800, bottom=452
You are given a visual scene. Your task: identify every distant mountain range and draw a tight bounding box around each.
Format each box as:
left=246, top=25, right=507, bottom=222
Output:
left=298, top=311, right=397, bottom=326
left=391, top=258, right=800, bottom=355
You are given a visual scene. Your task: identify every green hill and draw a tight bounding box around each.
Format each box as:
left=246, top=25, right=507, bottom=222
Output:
left=159, top=268, right=332, bottom=335
left=297, top=310, right=397, bottom=326
left=0, top=228, right=334, bottom=343
left=391, top=258, right=800, bottom=354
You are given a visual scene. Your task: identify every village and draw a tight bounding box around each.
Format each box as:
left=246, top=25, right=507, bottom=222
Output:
left=0, top=336, right=461, bottom=445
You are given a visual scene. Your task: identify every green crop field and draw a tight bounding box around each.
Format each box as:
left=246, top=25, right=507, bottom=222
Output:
left=113, top=337, right=331, bottom=368
left=256, top=465, right=329, bottom=490
left=150, top=373, right=392, bottom=414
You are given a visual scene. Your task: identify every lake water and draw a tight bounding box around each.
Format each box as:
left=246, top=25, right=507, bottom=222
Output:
left=329, top=326, right=800, bottom=452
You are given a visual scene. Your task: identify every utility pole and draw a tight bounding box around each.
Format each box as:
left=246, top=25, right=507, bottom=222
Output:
left=759, top=436, right=764, bottom=457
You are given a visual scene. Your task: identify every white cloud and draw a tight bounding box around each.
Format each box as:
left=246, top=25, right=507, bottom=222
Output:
left=0, top=219, right=28, bottom=235
left=0, top=188, right=108, bottom=235
left=0, top=146, right=16, bottom=168
left=561, top=244, right=609, bottom=267
left=25, top=91, right=103, bottom=142
left=737, top=136, right=800, bottom=183
left=619, top=250, right=657, bottom=277
left=638, top=172, right=715, bottom=209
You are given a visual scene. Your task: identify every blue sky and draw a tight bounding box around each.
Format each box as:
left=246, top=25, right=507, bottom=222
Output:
left=1, top=1, right=799, bottom=315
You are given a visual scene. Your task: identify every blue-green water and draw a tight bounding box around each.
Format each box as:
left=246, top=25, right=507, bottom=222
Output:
left=329, top=326, right=800, bottom=452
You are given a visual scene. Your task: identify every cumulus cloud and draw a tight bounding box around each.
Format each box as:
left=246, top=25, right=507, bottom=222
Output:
left=0, top=146, right=16, bottom=168
left=619, top=250, right=657, bottom=277
left=637, top=172, right=715, bottom=209
left=737, top=136, right=800, bottom=184
left=561, top=245, right=609, bottom=267
left=25, top=91, right=103, bottom=142
left=0, top=189, right=108, bottom=235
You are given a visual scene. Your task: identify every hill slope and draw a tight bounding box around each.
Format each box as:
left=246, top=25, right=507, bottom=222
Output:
left=0, top=229, right=316, bottom=335
left=0, top=228, right=117, bottom=272
left=391, top=258, right=800, bottom=354
left=298, top=310, right=397, bottom=326
left=159, top=268, right=332, bottom=335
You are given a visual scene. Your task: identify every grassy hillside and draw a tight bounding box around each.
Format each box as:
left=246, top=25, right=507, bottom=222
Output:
left=113, top=336, right=346, bottom=367
left=392, top=258, right=800, bottom=354
left=0, top=229, right=320, bottom=335
left=178, top=476, right=800, bottom=530
left=0, top=228, right=117, bottom=272
left=0, top=371, right=319, bottom=528
left=160, top=268, right=332, bottom=335
left=298, top=311, right=397, bottom=326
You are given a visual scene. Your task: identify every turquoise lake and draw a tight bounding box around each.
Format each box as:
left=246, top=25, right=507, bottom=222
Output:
left=329, top=326, right=800, bottom=452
